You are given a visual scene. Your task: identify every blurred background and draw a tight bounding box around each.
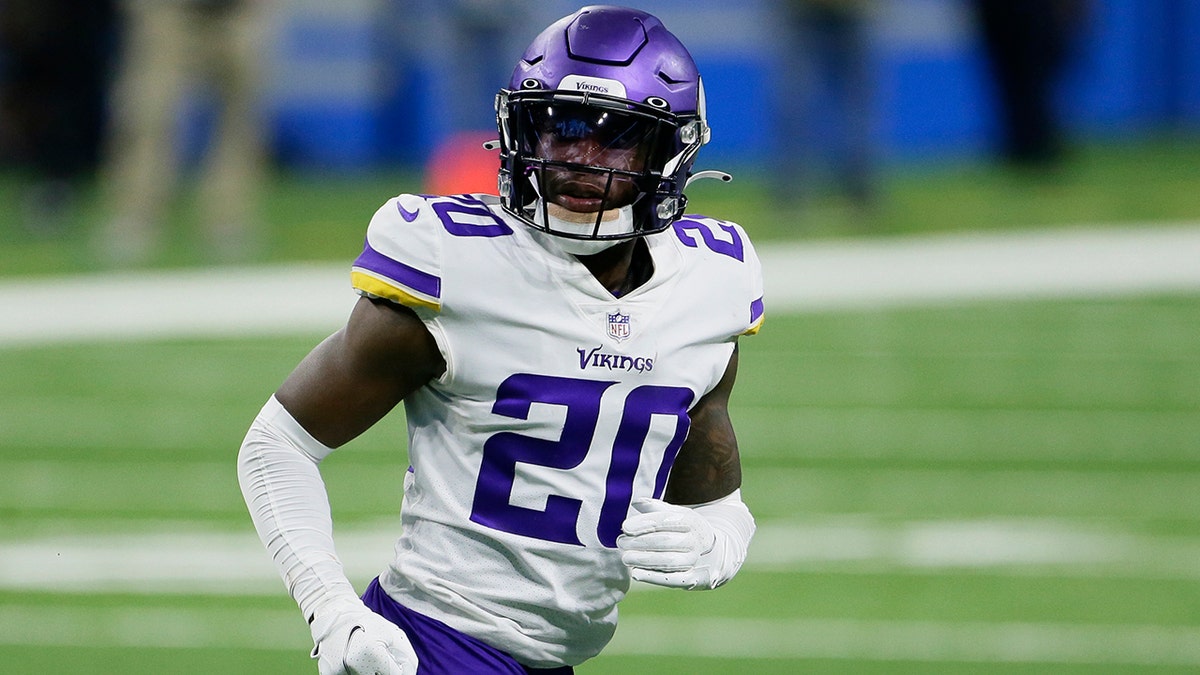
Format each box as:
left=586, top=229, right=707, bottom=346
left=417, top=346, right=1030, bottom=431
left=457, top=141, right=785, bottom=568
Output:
left=1, top=0, right=1198, bottom=673
left=1, top=0, right=1199, bottom=270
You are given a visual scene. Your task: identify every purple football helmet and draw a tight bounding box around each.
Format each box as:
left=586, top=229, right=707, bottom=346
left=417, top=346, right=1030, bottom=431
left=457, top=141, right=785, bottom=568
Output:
left=495, top=5, right=718, bottom=241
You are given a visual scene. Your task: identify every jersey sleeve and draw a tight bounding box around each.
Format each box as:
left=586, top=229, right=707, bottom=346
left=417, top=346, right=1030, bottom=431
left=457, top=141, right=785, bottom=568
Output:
left=350, top=194, right=445, bottom=311
left=741, top=224, right=765, bottom=336
left=671, top=215, right=765, bottom=337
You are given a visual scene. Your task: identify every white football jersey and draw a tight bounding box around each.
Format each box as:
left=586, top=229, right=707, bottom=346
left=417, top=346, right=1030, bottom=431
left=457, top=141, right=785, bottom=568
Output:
left=349, top=193, right=764, bottom=667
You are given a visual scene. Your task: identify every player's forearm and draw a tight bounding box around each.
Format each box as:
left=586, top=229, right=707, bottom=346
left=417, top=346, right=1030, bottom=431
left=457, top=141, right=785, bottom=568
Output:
left=237, top=396, right=360, bottom=618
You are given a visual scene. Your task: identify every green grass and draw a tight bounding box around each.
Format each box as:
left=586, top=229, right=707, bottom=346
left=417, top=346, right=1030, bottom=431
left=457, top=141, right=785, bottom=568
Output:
left=1, top=296, right=1198, bottom=673
left=2, top=136, right=1199, bottom=671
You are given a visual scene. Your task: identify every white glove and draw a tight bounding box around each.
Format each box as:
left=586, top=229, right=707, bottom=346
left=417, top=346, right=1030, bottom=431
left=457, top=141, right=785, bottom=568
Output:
left=309, top=600, right=419, bottom=675
left=617, top=498, right=716, bottom=589
left=617, top=492, right=755, bottom=591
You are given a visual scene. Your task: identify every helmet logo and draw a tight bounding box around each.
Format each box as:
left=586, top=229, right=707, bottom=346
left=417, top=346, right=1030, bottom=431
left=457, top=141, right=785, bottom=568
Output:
left=559, top=75, right=627, bottom=98
left=607, top=310, right=632, bottom=342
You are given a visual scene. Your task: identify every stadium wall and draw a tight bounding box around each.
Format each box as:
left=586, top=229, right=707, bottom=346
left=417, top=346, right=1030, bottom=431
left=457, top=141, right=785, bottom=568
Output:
left=262, top=0, right=1200, bottom=171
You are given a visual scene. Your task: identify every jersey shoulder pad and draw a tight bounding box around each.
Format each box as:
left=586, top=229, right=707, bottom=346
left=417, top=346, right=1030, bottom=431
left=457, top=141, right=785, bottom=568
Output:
left=670, top=214, right=765, bottom=335
left=351, top=194, right=446, bottom=311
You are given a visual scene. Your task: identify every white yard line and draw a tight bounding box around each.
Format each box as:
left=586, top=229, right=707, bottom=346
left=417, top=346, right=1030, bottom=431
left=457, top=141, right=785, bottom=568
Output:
left=0, top=263, right=351, bottom=347
left=2, top=518, right=1198, bottom=596
left=608, top=616, right=1200, bottom=666
left=759, top=222, right=1200, bottom=310
left=2, top=223, right=1199, bottom=347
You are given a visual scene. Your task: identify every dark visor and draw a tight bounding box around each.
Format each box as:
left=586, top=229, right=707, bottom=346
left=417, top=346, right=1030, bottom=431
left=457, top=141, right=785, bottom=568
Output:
left=519, top=101, right=665, bottom=165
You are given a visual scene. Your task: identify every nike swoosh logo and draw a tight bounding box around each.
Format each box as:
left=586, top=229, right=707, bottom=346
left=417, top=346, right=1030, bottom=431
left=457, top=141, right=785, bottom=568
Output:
left=397, top=201, right=420, bottom=222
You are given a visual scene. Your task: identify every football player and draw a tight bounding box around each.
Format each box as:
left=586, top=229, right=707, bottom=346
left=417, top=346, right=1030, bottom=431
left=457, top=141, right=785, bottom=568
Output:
left=238, top=5, right=763, bottom=674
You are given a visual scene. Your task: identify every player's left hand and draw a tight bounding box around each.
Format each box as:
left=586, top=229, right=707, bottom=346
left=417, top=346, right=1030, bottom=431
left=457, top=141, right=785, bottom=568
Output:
left=616, top=498, right=717, bottom=590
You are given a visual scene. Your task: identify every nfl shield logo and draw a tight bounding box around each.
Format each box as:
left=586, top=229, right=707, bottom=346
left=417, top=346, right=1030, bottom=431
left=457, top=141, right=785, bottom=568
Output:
left=607, top=311, right=632, bottom=342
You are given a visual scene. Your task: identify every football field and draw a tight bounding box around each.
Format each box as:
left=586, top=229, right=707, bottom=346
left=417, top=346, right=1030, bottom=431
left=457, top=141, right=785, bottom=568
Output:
left=1, top=225, right=1199, bottom=673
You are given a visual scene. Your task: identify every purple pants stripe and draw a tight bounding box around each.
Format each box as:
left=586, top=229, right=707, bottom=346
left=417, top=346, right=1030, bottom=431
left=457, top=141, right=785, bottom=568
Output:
left=361, top=578, right=575, bottom=675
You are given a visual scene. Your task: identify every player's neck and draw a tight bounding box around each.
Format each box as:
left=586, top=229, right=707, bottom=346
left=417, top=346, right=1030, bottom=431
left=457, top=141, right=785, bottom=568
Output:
left=576, top=238, right=652, bottom=298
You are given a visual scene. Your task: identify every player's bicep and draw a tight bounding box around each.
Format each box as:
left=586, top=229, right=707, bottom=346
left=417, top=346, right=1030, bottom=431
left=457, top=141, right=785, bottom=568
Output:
left=275, top=295, right=445, bottom=448
left=664, top=345, right=742, bottom=505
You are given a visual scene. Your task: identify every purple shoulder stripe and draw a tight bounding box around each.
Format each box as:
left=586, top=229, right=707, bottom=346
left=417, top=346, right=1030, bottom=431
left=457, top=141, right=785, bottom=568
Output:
left=353, top=241, right=441, bottom=299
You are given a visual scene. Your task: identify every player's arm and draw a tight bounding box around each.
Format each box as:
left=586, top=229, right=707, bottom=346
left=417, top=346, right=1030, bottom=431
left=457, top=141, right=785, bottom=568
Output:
left=238, top=296, right=442, bottom=674
left=616, top=344, right=756, bottom=590
left=663, top=344, right=742, bottom=505
left=276, top=295, right=445, bottom=447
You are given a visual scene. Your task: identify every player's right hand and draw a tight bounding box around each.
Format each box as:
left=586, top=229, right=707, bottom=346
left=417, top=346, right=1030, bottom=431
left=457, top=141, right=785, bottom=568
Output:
left=309, top=600, right=419, bottom=675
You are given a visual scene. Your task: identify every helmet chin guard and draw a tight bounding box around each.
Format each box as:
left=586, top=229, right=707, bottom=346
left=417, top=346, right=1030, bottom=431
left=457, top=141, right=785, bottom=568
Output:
left=495, top=5, right=724, bottom=241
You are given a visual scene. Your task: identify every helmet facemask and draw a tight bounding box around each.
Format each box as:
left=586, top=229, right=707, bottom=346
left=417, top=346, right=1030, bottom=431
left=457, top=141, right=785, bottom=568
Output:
left=497, top=87, right=707, bottom=243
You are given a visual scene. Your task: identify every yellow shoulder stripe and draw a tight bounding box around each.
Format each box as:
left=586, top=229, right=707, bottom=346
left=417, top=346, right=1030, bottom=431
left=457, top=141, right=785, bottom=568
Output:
left=351, top=271, right=441, bottom=311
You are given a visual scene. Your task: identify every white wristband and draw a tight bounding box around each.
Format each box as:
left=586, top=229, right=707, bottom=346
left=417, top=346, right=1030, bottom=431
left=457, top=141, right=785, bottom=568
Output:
left=689, top=489, right=756, bottom=589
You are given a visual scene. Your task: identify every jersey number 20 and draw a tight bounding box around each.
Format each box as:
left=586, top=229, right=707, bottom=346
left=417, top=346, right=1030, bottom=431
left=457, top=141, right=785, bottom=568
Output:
left=469, top=373, right=693, bottom=548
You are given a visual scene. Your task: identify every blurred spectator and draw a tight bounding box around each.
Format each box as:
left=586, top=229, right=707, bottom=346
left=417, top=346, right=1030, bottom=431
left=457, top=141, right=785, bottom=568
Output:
left=972, top=0, right=1088, bottom=167
left=0, top=0, right=118, bottom=235
left=768, top=0, right=877, bottom=219
left=97, top=0, right=272, bottom=267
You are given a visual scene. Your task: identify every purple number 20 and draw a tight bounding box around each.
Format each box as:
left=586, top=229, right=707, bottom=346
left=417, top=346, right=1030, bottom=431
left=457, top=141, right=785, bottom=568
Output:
left=470, top=373, right=694, bottom=548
